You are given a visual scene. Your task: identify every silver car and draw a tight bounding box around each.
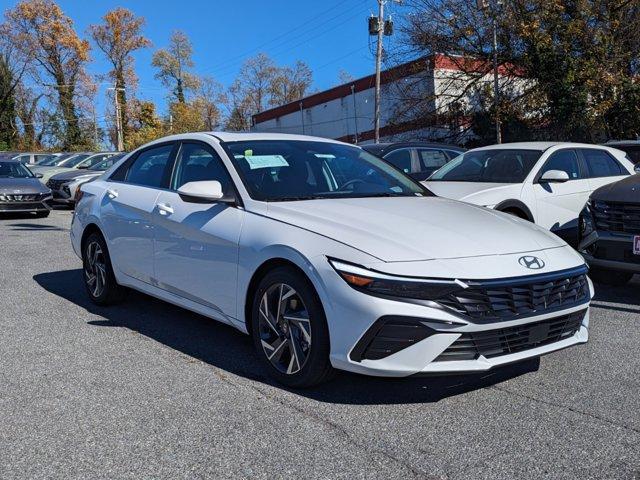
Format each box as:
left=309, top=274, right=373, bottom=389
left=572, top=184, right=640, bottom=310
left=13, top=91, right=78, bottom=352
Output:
left=0, top=159, right=52, bottom=217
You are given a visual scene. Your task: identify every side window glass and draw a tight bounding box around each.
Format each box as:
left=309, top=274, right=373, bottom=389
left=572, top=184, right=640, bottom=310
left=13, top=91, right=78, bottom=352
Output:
left=540, top=150, right=581, bottom=180
left=172, top=143, right=233, bottom=193
left=418, top=149, right=448, bottom=170
left=383, top=149, right=412, bottom=173
left=582, top=149, right=624, bottom=177
left=124, top=144, right=173, bottom=187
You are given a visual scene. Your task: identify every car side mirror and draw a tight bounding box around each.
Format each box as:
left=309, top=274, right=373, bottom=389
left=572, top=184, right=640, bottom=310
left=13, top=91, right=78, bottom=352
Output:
left=539, top=170, right=570, bottom=183
left=177, top=180, right=233, bottom=204
left=34, top=172, right=43, bottom=179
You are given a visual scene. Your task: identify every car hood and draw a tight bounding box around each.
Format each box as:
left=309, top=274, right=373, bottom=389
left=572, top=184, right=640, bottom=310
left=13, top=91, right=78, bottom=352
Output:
left=50, top=169, right=101, bottom=181
left=0, top=178, right=50, bottom=194
left=591, top=174, right=640, bottom=203
left=264, top=196, right=564, bottom=262
left=423, top=181, right=521, bottom=205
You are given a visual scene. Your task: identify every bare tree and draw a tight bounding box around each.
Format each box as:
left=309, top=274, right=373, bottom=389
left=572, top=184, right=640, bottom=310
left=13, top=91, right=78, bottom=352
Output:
left=152, top=30, right=199, bottom=103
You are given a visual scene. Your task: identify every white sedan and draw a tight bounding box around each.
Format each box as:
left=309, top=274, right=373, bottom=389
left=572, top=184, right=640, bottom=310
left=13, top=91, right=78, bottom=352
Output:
left=425, top=142, right=634, bottom=244
left=71, top=133, right=592, bottom=387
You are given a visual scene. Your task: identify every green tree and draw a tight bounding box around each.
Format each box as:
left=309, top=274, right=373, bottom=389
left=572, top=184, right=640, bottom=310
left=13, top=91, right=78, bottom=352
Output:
left=5, top=0, right=91, bottom=149
left=152, top=30, right=199, bottom=103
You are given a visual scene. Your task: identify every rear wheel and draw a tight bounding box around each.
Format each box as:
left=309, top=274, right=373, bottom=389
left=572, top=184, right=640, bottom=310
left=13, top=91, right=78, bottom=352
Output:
left=251, top=267, right=334, bottom=388
left=589, top=267, right=634, bottom=286
left=82, top=232, right=125, bottom=305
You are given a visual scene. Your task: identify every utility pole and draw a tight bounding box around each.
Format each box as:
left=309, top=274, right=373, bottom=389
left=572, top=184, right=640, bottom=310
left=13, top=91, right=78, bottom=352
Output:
left=373, top=0, right=384, bottom=144
left=108, top=85, right=125, bottom=151
left=370, top=0, right=401, bottom=143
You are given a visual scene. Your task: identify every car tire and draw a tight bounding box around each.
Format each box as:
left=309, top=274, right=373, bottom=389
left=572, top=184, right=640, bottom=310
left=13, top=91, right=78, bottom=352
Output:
left=82, top=232, right=125, bottom=305
left=34, top=211, right=49, bottom=218
left=251, top=266, right=334, bottom=388
left=589, top=268, right=634, bottom=286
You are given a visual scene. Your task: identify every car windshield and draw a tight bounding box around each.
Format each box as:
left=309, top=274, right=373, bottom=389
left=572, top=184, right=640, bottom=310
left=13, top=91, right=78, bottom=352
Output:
left=429, top=149, right=543, bottom=183
left=59, top=154, right=92, bottom=168
left=36, top=154, right=67, bottom=166
left=223, top=140, right=429, bottom=201
left=0, top=161, right=34, bottom=178
left=89, top=153, right=125, bottom=171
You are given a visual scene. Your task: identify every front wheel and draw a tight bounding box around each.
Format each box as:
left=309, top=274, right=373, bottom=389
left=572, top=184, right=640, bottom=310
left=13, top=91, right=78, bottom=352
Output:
left=251, top=267, right=334, bottom=388
left=82, top=232, right=125, bottom=305
left=589, top=267, right=634, bottom=286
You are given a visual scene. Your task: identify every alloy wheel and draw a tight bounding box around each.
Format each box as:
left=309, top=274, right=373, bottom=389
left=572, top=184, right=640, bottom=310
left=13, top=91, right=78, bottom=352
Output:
left=258, top=283, right=312, bottom=375
left=84, top=241, right=107, bottom=298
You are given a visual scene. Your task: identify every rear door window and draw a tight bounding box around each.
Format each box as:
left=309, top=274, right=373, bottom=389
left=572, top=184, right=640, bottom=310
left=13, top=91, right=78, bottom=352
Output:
left=124, top=144, right=174, bottom=188
left=383, top=148, right=413, bottom=174
left=417, top=149, right=449, bottom=170
left=582, top=149, right=625, bottom=177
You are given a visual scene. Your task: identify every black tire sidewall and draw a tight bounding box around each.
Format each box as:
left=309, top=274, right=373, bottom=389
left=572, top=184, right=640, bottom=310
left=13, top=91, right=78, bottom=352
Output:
left=251, top=266, right=332, bottom=388
left=82, top=232, right=121, bottom=305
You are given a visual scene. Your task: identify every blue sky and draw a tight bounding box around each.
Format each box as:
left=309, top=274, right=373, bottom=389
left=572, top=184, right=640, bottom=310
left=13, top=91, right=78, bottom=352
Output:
left=1, top=0, right=406, bottom=119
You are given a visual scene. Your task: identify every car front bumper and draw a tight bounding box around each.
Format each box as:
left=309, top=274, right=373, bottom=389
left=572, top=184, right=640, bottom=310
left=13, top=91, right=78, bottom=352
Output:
left=579, top=230, right=640, bottom=273
left=0, top=197, right=52, bottom=213
left=318, top=253, right=593, bottom=378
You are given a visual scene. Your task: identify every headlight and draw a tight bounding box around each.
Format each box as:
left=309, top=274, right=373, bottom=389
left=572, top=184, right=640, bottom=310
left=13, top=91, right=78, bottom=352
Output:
left=329, top=259, right=465, bottom=300
left=579, top=199, right=595, bottom=237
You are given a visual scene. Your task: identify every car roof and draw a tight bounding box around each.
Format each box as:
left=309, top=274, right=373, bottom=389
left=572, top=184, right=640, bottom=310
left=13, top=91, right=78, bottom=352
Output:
left=361, top=141, right=465, bottom=151
left=469, top=141, right=620, bottom=152
left=205, top=132, right=348, bottom=144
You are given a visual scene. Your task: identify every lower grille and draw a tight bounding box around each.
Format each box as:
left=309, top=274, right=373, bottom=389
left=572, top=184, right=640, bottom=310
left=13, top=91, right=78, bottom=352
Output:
left=592, top=240, right=640, bottom=265
left=434, top=309, right=586, bottom=362
left=592, top=201, right=640, bottom=235
left=0, top=193, right=45, bottom=202
left=0, top=202, right=47, bottom=211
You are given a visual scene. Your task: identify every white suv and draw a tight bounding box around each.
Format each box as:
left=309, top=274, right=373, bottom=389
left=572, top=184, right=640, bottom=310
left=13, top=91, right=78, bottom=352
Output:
left=425, top=142, right=634, bottom=244
left=71, top=133, right=592, bottom=387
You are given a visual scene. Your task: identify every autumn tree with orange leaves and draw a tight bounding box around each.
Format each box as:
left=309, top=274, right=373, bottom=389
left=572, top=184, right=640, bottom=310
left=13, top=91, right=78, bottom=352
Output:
left=4, top=0, right=90, bottom=149
left=90, top=8, right=150, bottom=146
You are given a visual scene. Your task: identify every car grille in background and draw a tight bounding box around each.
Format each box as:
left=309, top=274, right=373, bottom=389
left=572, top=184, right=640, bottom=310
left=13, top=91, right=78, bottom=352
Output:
left=433, top=309, right=586, bottom=361
left=46, top=179, right=66, bottom=191
left=0, top=193, right=46, bottom=202
left=592, top=201, right=640, bottom=235
left=437, top=269, right=589, bottom=322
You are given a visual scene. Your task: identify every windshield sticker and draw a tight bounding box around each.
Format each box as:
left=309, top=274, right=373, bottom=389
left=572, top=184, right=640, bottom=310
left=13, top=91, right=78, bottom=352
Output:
left=314, top=154, right=336, bottom=159
left=244, top=154, right=289, bottom=170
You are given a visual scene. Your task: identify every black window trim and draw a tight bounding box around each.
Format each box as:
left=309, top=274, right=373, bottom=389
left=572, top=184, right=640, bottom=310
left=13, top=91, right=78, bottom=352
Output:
left=534, top=148, right=585, bottom=183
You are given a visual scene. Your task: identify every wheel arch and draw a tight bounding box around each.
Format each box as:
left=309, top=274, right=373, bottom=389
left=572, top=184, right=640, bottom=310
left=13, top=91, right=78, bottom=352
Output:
left=80, top=222, right=105, bottom=250
left=495, top=199, right=535, bottom=222
left=243, top=257, right=321, bottom=337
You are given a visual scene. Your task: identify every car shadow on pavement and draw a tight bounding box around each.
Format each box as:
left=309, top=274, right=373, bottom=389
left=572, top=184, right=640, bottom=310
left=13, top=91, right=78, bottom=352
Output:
left=34, top=268, right=541, bottom=405
left=591, top=276, right=640, bottom=313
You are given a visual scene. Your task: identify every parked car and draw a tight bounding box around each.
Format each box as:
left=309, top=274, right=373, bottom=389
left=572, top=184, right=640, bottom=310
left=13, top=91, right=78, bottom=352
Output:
left=604, top=140, right=640, bottom=172
left=578, top=174, right=640, bottom=285
left=47, top=153, right=127, bottom=205
left=0, top=159, right=52, bottom=217
left=71, top=132, right=592, bottom=387
left=30, top=152, right=94, bottom=177
left=362, top=142, right=465, bottom=181
left=11, top=152, right=57, bottom=165
left=34, top=152, right=118, bottom=184
left=424, top=142, right=634, bottom=245
left=32, top=152, right=74, bottom=166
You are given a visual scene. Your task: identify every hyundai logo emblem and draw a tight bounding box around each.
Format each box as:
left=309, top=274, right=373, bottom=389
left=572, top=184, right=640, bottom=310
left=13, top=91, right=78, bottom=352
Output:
left=518, top=256, right=545, bottom=270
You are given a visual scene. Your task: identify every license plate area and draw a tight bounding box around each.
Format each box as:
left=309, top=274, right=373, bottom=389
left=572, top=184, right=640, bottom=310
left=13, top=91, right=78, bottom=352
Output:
left=528, top=323, right=550, bottom=344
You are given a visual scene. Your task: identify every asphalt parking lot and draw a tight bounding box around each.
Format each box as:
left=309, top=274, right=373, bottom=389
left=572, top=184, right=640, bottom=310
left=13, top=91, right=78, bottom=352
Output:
left=0, top=209, right=639, bottom=480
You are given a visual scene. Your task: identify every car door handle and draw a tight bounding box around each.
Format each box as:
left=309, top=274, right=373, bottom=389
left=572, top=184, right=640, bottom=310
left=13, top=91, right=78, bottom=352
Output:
left=156, top=203, right=174, bottom=215
left=106, top=188, right=118, bottom=199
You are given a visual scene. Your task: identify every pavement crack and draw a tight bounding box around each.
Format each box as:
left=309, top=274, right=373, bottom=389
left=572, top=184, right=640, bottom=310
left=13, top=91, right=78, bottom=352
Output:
left=489, top=385, right=640, bottom=435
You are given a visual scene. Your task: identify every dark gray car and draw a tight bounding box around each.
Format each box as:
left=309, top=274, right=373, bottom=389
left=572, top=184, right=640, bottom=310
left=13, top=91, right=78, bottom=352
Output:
left=0, top=160, right=52, bottom=217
